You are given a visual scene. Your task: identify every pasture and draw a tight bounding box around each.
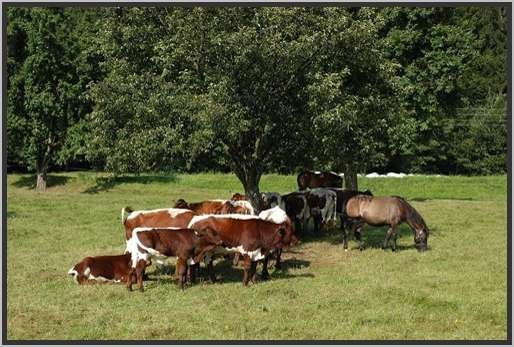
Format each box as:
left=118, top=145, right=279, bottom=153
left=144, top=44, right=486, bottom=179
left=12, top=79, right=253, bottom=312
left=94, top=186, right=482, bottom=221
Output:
left=6, top=172, right=508, bottom=340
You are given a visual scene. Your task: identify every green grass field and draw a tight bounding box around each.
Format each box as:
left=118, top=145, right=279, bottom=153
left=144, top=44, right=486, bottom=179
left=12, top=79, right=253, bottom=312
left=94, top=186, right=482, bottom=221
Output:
left=6, top=172, right=508, bottom=340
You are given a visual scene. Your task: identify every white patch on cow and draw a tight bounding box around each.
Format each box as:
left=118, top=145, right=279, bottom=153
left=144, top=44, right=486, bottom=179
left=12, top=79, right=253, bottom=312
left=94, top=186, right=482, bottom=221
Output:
left=187, top=258, right=195, bottom=266
left=262, top=192, right=282, bottom=208
left=126, top=208, right=191, bottom=220
left=132, top=226, right=184, bottom=233
left=211, top=199, right=228, bottom=202
left=88, top=273, right=111, bottom=282
left=84, top=267, right=91, bottom=277
left=313, top=171, right=321, bottom=174
left=231, top=200, right=255, bottom=215
left=259, top=206, right=288, bottom=224
left=338, top=173, right=345, bottom=178
left=167, top=208, right=192, bottom=218
left=68, top=267, right=79, bottom=282
left=309, top=188, right=337, bottom=224
left=229, top=246, right=265, bottom=261
left=188, top=214, right=260, bottom=228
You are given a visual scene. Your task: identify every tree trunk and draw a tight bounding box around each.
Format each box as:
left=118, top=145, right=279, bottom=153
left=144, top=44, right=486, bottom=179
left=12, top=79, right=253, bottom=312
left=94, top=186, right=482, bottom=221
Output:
left=343, top=164, right=358, bottom=191
left=244, top=179, right=263, bottom=215
left=36, top=170, right=47, bottom=192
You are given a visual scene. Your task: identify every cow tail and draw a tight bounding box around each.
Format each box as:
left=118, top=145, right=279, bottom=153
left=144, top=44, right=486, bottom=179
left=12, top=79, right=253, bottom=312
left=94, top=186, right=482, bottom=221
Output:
left=121, top=206, right=134, bottom=225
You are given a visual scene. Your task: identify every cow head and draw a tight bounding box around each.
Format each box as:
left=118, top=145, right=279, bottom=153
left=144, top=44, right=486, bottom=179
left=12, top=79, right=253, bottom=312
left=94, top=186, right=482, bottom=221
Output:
left=174, top=199, right=189, bottom=209
left=231, top=193, right=246, bottom=201
left=274, top=222, right=299, bottom=249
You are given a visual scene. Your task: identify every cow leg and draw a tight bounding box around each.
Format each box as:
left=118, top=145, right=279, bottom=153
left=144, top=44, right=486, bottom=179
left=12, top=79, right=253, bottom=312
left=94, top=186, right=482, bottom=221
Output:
left=187, top=263, right=198, bottom=284
left=274, top=249, right=282, bottom=270
left=250, top=261, right=258, bottom=283
left=383, top=226, right=394, bottom=251
left=207, top=257, right=217, bottom=283
left=261, top=256, right=270, bottom=280
left=136, top=260, right=146, bottom=292
left=127, top=268, right=135, bottom=291
left=176, top=258, right=187, bottom=289
left=242, top=255, right=252, bottom=287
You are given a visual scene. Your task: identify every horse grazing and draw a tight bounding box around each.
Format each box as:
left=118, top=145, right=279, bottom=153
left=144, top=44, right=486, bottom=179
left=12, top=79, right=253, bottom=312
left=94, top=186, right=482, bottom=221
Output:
left=297, top=169, right=343, bottom=190
left=345, top=195, right=429, bottom=252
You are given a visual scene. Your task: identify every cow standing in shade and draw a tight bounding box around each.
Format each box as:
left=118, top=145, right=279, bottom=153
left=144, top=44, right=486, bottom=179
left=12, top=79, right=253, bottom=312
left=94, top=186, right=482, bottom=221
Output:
left=305, top=188, right=338, bottom=233
left=188, top=212, right=298, bottom=286
left=279, top=191, right=310, bottom=234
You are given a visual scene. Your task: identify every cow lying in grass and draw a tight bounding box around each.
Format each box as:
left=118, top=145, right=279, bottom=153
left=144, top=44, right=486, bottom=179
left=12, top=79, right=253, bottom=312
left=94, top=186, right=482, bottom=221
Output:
left=126, top=227, right=223, bottom=291
left=68, top=254, right=134, bottom=285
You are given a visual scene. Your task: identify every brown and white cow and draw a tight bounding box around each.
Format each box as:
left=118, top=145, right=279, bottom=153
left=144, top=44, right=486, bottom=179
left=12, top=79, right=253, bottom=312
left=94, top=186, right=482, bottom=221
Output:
left=261, top=192, right=282, bottom=210
left=279, top=191, right=310, bottom=234
left=297, top=170, right=343, bottom=190
left=188, top=211, right=298, bottom=286
left=174, top=199, right=254, bottom=215
left=68, top=254, right=134, bottom=285
left=305, top=188, right=338, bottom=233
left=126, top=227, right=223, bottom=291
left=121, top=207, right=195, bottom=241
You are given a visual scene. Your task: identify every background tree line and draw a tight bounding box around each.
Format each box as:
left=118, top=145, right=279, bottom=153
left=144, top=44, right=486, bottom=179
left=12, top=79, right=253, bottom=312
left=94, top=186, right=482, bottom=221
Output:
left=7, top=6, right=508, bottom=202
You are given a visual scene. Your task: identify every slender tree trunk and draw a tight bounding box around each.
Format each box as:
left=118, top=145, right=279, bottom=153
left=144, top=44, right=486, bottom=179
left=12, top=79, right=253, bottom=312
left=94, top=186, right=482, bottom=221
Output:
left=343, top=164, right=358, bottom=191
left=35, top=164, right=48, bottom=192
left=244, top=176, right=263, bottom=214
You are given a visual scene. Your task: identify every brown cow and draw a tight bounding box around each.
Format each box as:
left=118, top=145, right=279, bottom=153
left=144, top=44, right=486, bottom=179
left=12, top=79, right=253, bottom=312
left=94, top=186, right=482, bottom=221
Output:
left=231, top=193, right=247, bottom=201
left=127, top=227, right=223, bottom=291
left=121, top=207, right=195, bottom=241
left=68, top=254, right=134, bottom=285
left=297, top=170, right=343, bottom=190
left=175, top=199, right=254, bottom=215
left=188, top=214, right=298, bottom=286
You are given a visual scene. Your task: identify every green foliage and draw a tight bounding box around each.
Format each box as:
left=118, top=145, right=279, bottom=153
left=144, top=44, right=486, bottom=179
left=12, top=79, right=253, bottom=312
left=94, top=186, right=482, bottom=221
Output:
left=7, top=8, right=101, bottom=179
left=6, top=6, right=508, bottom=178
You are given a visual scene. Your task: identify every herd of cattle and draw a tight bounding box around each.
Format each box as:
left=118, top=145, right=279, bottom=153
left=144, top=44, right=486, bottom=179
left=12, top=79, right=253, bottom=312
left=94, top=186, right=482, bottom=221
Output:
left=68, top=170, right=429, bottom=291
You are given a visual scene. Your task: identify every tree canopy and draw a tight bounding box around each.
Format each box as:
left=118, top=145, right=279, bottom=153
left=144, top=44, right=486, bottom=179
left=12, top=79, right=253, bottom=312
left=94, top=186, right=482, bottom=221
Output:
left=6, top=6, right=509, bottom=194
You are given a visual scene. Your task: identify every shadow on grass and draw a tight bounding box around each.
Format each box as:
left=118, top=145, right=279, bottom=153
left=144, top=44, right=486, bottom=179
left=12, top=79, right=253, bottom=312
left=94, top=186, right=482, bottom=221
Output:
left=82, top=174, right=179, bottom=194
left=146, top=256, right=313, bottom=287
left=12, top=174, right=71, bottom=189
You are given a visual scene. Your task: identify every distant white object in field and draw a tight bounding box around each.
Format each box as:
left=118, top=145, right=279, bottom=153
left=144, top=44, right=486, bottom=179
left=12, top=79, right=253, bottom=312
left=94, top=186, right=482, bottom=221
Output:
left=364, top=172, right=446, bottom=178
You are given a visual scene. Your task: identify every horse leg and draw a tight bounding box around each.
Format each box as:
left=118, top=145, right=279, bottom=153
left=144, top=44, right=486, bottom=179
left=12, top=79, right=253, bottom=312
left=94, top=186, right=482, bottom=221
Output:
left=341, top=219, right=348, bottom=251
left=355, top=223, right=365, bottom=250
left=275, top=248, right=282, bottom=270
left=383, top=226, right=394, bottom=251
left=391, top=225, right=398, bottom=252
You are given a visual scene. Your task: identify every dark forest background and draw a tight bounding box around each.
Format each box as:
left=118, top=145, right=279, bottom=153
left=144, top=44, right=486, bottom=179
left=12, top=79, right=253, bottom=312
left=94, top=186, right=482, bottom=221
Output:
left=6, top=6, right=508, bottom=193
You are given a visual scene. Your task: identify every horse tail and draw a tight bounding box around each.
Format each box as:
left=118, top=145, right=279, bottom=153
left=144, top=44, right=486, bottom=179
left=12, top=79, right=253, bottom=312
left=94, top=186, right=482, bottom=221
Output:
left=121, top=206, right=133, bottom=225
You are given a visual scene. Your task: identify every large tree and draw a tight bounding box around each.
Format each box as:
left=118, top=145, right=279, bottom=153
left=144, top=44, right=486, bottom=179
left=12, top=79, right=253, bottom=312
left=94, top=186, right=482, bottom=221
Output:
left=7, top=8, right=101, bottom=190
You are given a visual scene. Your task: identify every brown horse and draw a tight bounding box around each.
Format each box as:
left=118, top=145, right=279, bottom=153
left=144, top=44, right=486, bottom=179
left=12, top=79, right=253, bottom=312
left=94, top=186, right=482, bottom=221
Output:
left=297, top=170, right=343, bottom=190
left=345, top=195, right=429, bottom=252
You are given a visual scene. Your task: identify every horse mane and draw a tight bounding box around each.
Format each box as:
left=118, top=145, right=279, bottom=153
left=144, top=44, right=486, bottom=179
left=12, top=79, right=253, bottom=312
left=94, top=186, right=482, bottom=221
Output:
left=395, top=197, right=428, bottom=230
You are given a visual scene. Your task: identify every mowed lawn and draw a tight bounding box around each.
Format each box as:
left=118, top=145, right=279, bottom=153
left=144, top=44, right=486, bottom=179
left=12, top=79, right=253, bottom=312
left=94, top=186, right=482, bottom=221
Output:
left=6, top=172, right=508, bottom=340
